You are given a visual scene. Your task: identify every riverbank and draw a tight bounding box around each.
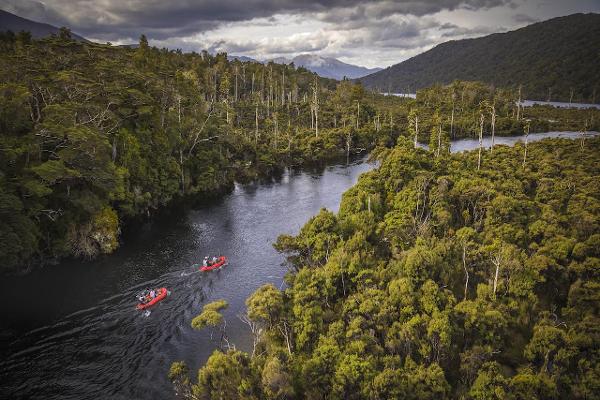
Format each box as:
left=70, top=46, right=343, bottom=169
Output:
left=5, top=143, right=376, bottom=277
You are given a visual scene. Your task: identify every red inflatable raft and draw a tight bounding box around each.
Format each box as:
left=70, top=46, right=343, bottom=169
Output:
left=200, top=256, right=228, bottom=272
left=136, top=287, right=168, bottom=310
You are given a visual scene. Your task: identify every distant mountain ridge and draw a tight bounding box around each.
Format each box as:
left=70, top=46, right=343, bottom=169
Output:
left=359, top=13, right=600, bottom=102
left=273, top=54, right=382, bottom=80
left=229, top=53, right=382, bottom=80
left=0, top=9, right=87, bottom=41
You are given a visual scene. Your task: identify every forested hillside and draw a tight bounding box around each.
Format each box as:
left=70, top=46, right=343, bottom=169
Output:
left=172, top=136, right=600, bottom=399
left=360, top=13, right=600, bottom=103
left=0, top=9, right=87, bottom=41
left=0, top=32, right=399, bottom=274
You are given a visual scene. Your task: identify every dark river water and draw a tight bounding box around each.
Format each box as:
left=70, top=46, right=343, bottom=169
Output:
left=0, top=131, right=595, bottom=399
left=0, top=157, right=375, bottom=399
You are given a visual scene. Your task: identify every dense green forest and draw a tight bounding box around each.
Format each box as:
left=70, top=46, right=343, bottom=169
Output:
left=171, top=136, right=600, bottom=399
left=0, top=31, right=400, bottom=273
left=0, top=30, right=597, bottom=276
left=359, top=13, right=600, bottom=103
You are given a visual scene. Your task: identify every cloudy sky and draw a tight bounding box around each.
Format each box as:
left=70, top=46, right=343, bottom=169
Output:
left=1, top=0, right=599, bottom=68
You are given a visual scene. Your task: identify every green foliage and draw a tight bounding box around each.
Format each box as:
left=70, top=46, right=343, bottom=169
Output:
left=178, top=137, right=600, bottom=399
left=191, top=300, right=229, bottom=330
left=261, top=356, right=294, bottom=399
left=0, top=35, right=400, bottom=273
left=246, top=283, right=284, bottom=326
left=194, top=350, right=260, bottom=400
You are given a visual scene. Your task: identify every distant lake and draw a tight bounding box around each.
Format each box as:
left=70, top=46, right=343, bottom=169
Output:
left=520, top=100, right=600, bottom=110
left=379, top=93, right=600, bottom=110
left=418, top=130, right=599, bottom=153
left=383, top=93, right=417, bottom=99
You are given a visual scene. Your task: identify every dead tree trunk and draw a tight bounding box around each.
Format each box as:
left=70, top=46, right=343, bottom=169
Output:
left=516, top=85, right=522, bottom=121
left=450, top=103, right=455, bottom=139
left=462, top=245, right=469, bottom=300
left=436, top=124, right=442, bottom=157
left=312, top=77, right=319, bottom=137
left=414, top=115, right=419, bottom=149
left=522, top=123, right=530, bottom=167
left=255, top=105, right=259, bottom=145
left=492, top=255, right=501, bottom=299
left=569, top=88, right=574, bottom=105
left=490, top=104, right=496, bottom=152
left=478, top=113, right=484, bottom=170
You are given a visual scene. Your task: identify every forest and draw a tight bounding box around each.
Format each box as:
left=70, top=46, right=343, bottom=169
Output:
left=0, top=31, right=397, bottom=274
left=171, top=135, right=600, bottom=399
left=0, top=30, right=597, bottom=282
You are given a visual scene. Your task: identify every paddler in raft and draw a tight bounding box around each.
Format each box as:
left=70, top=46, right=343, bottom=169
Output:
left=137, top=289, right=157, bottom=304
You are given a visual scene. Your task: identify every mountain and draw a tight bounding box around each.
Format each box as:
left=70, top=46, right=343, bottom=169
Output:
left=359, top=13, right=600, bottom=102
left=228, top=55, right=258, bottom=63
left=0, top=9, right=87, bottom=41
left=268, top=56, right=293, bottom=65
left=267, top=54, right=382, bottom=80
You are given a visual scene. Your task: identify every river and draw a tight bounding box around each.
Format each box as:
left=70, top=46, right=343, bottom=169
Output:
left=0, top=131, right=596, bottom=399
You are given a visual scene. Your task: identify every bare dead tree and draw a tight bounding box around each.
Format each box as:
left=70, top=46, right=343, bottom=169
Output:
left=409, top=110, right=419, bottom=149
left=522, top=122, right=530, bottom=167
left=238, top=314, right=263, bottom=357
left=255, top=104, right=259, bottom=145
left=311, top=76, right=319, bottom=137
left=569, top=88, right=574, bottom=105
left=490, top=102, right=496, bottom=153
left=187, top=103, right=214, bottom=157
left=450, top=92, right=456, bottom=139
left=278, top=321, right=293, bottom=355
left=462, top=243, right=469, bottom=300
left=478, top=113, right=484, bottom=170
left=580, top=119, right=588, bottom=150
left=516, top=84, right=522, bottom=121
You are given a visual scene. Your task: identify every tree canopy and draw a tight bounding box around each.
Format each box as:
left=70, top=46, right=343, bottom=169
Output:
left=174, top=136, right=600, bottom=399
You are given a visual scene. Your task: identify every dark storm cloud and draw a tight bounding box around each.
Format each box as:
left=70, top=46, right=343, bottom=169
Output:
left=0, top=0, right=513, bottom=40
left=318, top=0, right=512, bottom=22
